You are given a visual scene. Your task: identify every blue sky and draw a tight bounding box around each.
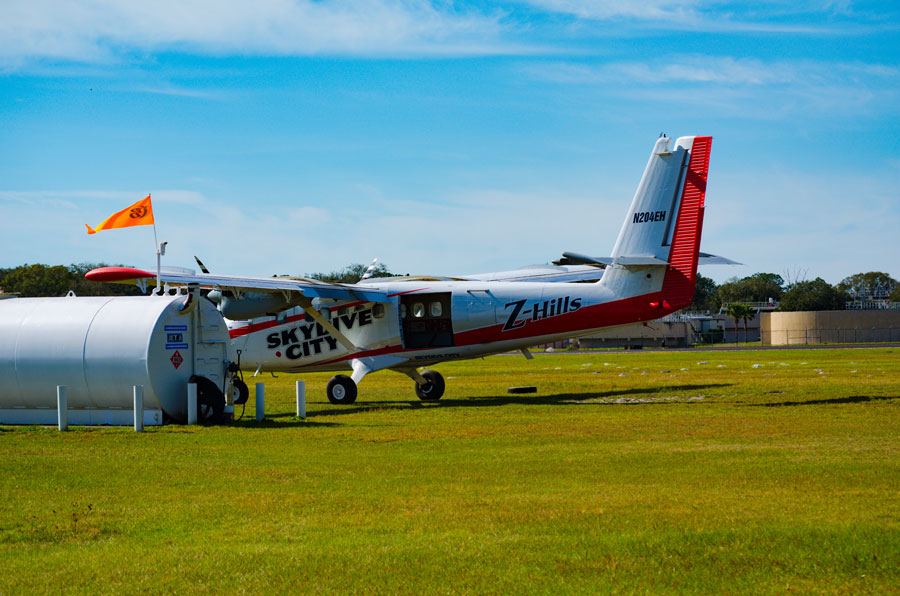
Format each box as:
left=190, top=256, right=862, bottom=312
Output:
left=1, top=1, right=898, bottom=285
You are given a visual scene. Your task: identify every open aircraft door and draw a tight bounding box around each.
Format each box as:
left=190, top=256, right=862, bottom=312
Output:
left=400, top=292, right=455, bottom=349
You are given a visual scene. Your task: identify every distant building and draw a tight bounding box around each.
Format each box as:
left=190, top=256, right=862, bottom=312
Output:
left=761, top=310, right=900, bottom=345
left=577, top=320, right=695, bottom=349
left=577, top=310, right=765, bottom=348
left=844, top=281, right=897, bottom=310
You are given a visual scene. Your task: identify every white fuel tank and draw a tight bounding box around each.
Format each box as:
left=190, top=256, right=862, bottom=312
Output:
left=0, top=293, right=231, bottom=424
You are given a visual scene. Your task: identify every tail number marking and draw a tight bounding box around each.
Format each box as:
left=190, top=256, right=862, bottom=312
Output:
left=633, top=210, right=666, bottom=223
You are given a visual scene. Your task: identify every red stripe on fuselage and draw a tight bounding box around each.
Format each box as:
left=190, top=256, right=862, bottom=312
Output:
left=229, top=313, right=308, bottom=338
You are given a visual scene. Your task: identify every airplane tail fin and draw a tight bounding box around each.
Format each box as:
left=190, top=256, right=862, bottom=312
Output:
left=599, top=135, right=712, bottom=311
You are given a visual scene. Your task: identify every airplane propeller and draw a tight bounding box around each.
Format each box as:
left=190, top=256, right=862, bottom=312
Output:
left=194, top=256, right=211, bottom=274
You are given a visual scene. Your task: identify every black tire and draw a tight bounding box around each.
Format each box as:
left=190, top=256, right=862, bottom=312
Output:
left=189, top=374, right=226, bottom=423
left=415, top=370, right=445, bottom=401
left=326, top=375, right=358, bottom=405
left=231, top=379, right=249, bottom=405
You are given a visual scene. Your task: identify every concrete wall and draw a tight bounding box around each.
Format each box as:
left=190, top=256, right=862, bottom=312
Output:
left=761, top=310, right=900, bottom=345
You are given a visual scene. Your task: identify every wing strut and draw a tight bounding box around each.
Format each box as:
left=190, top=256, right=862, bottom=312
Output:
left=296, top=296, right=358, bottom=353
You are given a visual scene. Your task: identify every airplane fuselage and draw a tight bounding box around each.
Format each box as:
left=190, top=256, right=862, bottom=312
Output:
left=230, top=273, right=673, bottom=374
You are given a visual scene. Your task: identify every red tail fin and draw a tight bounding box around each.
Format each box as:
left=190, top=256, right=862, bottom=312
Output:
left=662, top=136, right=712, bottom=309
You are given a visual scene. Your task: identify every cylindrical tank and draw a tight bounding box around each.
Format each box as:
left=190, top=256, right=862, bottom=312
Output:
left=0, top=293, right=231, bottom=423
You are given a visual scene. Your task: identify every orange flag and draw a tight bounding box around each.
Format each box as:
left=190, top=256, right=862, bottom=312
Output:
left=86, top=195, right=154, bottom=234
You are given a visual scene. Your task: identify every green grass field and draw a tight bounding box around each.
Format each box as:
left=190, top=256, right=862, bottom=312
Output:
left=2, top=348, right=899, bottom=594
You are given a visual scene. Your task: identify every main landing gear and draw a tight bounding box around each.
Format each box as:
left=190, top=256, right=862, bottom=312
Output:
left=414, top=369, right=445, bottom=401
left=324, top=369, right=445, bottom=404
left=326, top=374, right=358, bottom=405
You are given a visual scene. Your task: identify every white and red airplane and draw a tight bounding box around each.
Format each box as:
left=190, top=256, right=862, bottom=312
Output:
left=88, top=134, right=722, bottom=405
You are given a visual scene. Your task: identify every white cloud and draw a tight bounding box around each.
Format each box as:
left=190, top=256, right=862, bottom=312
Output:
left=0, top=0, right=515, bottom=67
left=522, top=56, right=900, bottom=118
left=132, top=85, right=225, bottom=100
left=519, top=0, right=894, bottom=34
left=529, top=57, right=787, bottom=85
left=521, top=0, right=697, bottom=21
left=527, top=56, right=899, bottom=86
left=2, top=0, right=895, bottom=72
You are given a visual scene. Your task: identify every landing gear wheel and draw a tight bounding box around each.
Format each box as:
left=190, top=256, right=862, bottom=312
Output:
left=415, top=370, right=445, bottom=401
left=231, top=379, right=249, bottom=405
left=326, top=375, right=358, bottom=405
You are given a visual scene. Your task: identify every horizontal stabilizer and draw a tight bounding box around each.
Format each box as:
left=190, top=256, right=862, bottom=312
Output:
left=555, top=252, right=666, bottom=267
left=698, top=252, right=742, bottom=266
left=555, top=252, right=611, bottom=267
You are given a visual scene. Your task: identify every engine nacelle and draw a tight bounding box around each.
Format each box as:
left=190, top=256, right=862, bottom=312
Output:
left=208, top=290, right=295, bottom=320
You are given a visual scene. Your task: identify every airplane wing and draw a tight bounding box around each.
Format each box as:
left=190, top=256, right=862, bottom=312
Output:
left=85, top=266, right=391, bottom=303
left=355, top=264, right=606, bottom=285
left=355, top=251, right=736, bottom=288
left=461, top=264, right=605, bottom=283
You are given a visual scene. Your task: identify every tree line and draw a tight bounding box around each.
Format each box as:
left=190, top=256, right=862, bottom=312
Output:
left=691, top=271, right=900, bottom=312
left=0, top=264, right=145, bottom=297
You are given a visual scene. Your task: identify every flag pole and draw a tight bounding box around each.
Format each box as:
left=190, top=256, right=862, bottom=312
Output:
left=150, top=193, right=161, bottom=293
left=154, top=221, right=160, bottom=294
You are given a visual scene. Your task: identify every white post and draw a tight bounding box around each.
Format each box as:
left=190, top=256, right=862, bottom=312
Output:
left=296, top=380, right=306, bottom=419
left=57, top=385, right=68, bottom=432
left=133, top=386, right=144, bottom=432
left=187, top=382, right=198, bottom=426
left=256, top=382, right=265, bottom=422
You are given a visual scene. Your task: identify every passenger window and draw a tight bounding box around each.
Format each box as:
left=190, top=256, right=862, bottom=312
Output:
left=413, top=303, right=425, bottom=318
left=373, top=304, right=385, bottom=318
left=430, top=301, right=442, bottom=317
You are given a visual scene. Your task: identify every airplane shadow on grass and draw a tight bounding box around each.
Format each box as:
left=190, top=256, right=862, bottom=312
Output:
left=226, top=414, right=341, bottom=428
left=306, top=383, right=731, bottom=419
left=756, top=395, right=899, bottom=407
